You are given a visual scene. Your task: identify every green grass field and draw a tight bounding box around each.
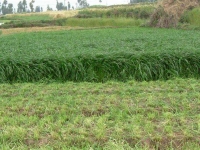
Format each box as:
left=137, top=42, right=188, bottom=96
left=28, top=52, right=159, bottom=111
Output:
left=0, top=3, right=200, bottom=149
left=0, top=27, right=200, bottom=82
left=0, top=78, right=199, bottom=149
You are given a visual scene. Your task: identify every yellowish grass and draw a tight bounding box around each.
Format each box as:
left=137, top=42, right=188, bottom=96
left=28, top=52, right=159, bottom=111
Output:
left=1, top=26, right=85, bottom=35
left=158, top=0, right=199, bottom=18
left=45, top=10, right=79, bottom=19
left=150, top=0, right=200, bottom=27
left=5, top=10, right=79, bottom=19
left=87, top=3, right=156, bottom=11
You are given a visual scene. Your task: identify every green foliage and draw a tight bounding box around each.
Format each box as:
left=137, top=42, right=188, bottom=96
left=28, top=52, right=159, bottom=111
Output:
left=35, top=6, right=41, bottom=12
left=78, top=0, right=89, bottom=8
left=56, top=1, right=67, bottom=11
left=180, top=7, right=200, bottom=26
left=1, top=1, right=13, bottom=15
left=29, top=0, right=35, bottom=12
left=17, top=1, right=23, bottom=13
left=0, top=30, right=2, bottom=35
left=0, top=78, right=200, bottom=148
left=0, top=27, right=200, bottom=83
left=76, top=6, right=155, bottom=19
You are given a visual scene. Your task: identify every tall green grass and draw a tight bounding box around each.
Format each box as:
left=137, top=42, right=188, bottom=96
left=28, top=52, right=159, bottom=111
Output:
left=66, top=18, right=144, bottom=27
left=1, top=52, right=200, bottom=82
left=0, top=27, right=200, bottom=83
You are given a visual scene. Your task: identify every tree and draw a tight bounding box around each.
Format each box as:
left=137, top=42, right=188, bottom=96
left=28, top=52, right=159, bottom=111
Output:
left=35, top=6, right=41, bottom=12
left=77, top=0, right=89, bottom=8
left=2, top=0, right=13, bottom=15
left=41, top=7, right=43, bottom=12
left=17, top=1, right=23, bottom=13
left=29, top=0, right=35, bottom=12
left=7, top=3, right=13, bottom=14
left=68, top=1, right=71, bottom=10
left=47, top=5, right=53, bottom=11
left=2, top=0, right=7, bottom=7
left=22, top=0, right=27, bottom=12
left=56, top=0, right=67, bottom=11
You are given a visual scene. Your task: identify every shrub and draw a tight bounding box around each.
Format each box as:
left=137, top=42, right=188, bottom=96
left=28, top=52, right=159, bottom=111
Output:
left=180, top=7, right=200, bottom=26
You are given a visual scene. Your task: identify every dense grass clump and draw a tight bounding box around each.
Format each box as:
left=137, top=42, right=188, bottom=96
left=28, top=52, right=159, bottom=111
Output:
left=0, top=27, right=200, bottom=83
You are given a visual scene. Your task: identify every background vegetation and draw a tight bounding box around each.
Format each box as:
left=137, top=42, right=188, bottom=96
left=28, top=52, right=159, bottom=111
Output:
left=76, top=5, right=155, bottom=19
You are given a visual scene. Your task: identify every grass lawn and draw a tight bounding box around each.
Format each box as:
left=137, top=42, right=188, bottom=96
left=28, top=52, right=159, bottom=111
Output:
left=0, top=78, right=199, bottom=149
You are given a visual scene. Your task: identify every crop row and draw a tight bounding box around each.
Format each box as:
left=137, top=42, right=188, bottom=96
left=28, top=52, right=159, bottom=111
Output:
left=0, top=51, right=200, bottom=82
left=0, top=27, right=200, bottom=82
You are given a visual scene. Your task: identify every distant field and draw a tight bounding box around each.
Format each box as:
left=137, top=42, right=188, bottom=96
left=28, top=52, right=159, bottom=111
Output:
left=0, top=78, right=199, bottom=149
left=0, top=11, right=79, bottom=21
left=0, top=27, right=200, bottom=82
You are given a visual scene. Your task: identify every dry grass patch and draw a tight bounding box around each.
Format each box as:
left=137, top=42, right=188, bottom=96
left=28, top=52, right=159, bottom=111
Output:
left=5, top=10, right=79, bottom=19
left=45, top=10, right=79, bottom=19
left=0, top=26, right=86, bottom=35
left=150, top=0, right=200, bottom=27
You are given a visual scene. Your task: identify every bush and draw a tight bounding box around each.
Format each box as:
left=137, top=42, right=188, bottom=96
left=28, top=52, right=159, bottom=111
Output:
left=180, top=7, right=200, bottom=26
